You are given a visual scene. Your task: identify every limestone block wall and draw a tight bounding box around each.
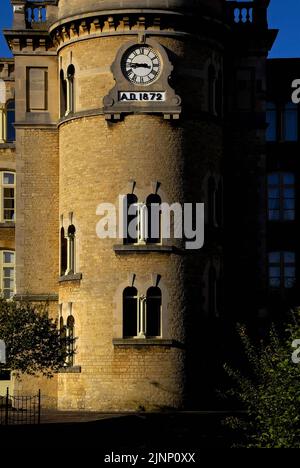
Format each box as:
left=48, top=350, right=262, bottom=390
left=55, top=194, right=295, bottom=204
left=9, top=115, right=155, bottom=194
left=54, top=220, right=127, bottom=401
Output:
left=56, top=30, right=223, bottom=410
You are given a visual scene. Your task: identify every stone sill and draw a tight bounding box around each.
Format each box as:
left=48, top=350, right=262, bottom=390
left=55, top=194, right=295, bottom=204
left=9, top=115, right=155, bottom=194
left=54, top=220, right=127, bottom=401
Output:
left=14, top=293, right=58, bottom=302
left=113, top=245, right=184, bottom=254
left=58, top=273, right=82, bottom=283
left=113, top=339, right=176, bottom=347
left=0, top=222, right=15, bottom=228
left=58, top=366, right=81, bottom=374
left=0, top=143, right=15, bottom=149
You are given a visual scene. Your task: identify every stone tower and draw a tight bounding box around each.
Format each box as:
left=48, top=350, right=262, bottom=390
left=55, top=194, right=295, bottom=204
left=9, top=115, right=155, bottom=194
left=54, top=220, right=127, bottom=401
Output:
left=6, top=0, right=227, bottom=410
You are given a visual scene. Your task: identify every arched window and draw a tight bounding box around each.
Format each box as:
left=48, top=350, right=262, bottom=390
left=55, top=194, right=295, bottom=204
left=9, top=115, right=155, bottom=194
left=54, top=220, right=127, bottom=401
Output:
left=146, top=287, right=162, bottom=337
left=60, top=70, right=67, bottom=118
left=266, top=102, right=277, bottom=141
left=283, top=102, right=298, bottom=141
left=146, top=194, right=161, bottom=244
left=1, top=171, right=15, bottom=222
left=268, top=172, right=295, bottom=221
left=123, top=287, right=139, bottom=338
left=208, top=65, right=216, bottom=114
left=66, top=315, right=75, bottom=366
left=60, top=227, right=67, bottom=275
left=124, top=194, right=138, bottom=245
left=0, top=250, right=15, bottom=299
left=66, top=65, right=75, bottom=115
left=67, top=224, right=76, bottom=274
left=6, top=100, right=15, bottom=142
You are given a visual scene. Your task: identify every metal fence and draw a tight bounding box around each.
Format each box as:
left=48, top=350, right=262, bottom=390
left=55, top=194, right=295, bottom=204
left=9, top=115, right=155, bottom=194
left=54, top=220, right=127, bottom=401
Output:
left=0, top=388, right=41, bottom=425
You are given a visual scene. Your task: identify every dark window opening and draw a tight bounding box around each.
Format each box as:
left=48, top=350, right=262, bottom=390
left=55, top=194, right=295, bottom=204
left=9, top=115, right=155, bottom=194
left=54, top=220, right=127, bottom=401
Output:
left=146, top=194, right=161, bottom=244
left=146, top=287, right=162, bottom=337
left=60, top=227, right=67, bottom=275
left=124, top=194, right=138, bottom=245
left=6, top=100, right=15, bottom=142
left=123, top=287, right=138, bottom=338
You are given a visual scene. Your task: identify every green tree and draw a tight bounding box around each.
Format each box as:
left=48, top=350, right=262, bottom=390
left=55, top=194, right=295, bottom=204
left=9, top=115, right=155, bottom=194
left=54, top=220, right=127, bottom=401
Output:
left=0, top=298, right=75, bottom=378
left=223, top=311, right=300, bottom=448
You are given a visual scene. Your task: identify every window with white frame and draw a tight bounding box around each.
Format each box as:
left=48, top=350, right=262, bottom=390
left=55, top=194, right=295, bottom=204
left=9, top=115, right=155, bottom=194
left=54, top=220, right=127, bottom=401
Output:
left=60, top=224, right=76, bottom=276
left=123, top=286, right=162, bottom=338
left=0, top=250, right=15, bottom=299
left=124, top=194, right=162, bottom=245
left=0, top=172, right=15, bottom=222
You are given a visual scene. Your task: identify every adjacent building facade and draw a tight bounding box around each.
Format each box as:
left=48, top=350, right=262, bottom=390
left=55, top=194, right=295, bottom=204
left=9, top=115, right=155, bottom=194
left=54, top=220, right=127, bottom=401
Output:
left=0, top=0, right=297, bottom=410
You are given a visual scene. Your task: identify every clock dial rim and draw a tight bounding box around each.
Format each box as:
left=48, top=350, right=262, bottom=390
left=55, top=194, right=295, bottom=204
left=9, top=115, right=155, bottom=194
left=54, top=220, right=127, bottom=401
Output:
left=121, top=45, right=162, bottom=86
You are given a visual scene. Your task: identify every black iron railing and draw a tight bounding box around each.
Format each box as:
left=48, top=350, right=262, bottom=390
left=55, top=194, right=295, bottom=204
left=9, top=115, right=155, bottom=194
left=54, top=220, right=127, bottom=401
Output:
left=0, top=387, right=41, bottom=425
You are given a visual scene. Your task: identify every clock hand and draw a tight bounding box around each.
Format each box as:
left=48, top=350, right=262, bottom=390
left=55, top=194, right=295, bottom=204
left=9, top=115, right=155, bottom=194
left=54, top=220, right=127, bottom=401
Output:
left=129, top=63, right=151, bottom=69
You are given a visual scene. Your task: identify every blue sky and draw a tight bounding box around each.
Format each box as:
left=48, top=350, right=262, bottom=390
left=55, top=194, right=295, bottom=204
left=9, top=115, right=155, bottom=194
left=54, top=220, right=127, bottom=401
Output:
left=0, top=0, right=299, bottom=58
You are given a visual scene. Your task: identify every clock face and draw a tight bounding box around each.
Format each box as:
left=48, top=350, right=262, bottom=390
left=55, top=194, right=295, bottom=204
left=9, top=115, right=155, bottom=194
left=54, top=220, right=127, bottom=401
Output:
left=122, top=46, right=161, bottom=85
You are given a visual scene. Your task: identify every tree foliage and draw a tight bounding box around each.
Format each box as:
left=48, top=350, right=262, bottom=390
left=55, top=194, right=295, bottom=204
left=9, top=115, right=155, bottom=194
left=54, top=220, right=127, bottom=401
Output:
left=223, top=310, right=300, bottom=448
left=0, top=298, right=75, bottom=378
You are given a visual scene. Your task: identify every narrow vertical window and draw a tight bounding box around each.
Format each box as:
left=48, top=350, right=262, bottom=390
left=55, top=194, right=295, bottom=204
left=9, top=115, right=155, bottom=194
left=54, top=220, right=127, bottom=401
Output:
left=268, top=173, right=295, bottom=221
left=1, top=172, right=15, bottom=222
left=146, top=194, right=161, bottom=244
left=268, top=252, right=296, bottom=289
left=146, top=287, right=162, bottom=337
left=266, top=102, right=277, bottom=141
left=60, top=70, right=67, bottom=118
left=66, top=315, right=75, bottom=367
left=123, top=287, right=139, bottom=338
left=66, top=65, right=75, bottom=115
left=60, top=315, right=66, bottom=358
left=283, top=102, right=298, bottom=141
left=60, top=227, right=67, bottom=275
left=124, top=194, right=138, bottom=245
left=1, top=250, right=15, bottom=299
left=66, top=224, right=76, bottom=274
left=6, top=100, right=15, bottom=142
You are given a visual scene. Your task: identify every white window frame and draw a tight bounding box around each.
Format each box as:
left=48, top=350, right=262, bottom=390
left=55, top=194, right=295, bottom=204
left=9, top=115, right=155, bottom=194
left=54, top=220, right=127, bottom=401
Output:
left=0, top=171, right=16, bottom=223
left=0, top=250, right=15, bottom=299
